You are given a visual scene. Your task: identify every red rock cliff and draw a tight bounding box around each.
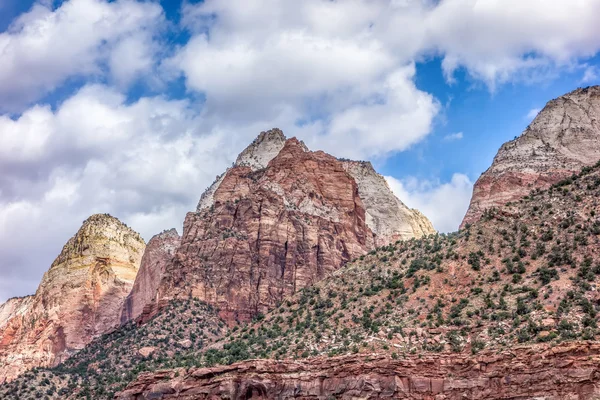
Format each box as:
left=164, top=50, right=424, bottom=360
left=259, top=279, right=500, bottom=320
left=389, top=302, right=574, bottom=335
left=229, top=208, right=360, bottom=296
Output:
left=0, top=214, right=145, bottom=382
left=461, top=86, right=600, bottom=228
left=117, top=341, right=600, bottom=399
left=133, top=129, right=434, bottom=325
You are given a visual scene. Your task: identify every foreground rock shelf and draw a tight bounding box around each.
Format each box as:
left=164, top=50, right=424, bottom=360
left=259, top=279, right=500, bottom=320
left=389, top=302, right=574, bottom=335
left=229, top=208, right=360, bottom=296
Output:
left=117, top=341, right=600, bottom=399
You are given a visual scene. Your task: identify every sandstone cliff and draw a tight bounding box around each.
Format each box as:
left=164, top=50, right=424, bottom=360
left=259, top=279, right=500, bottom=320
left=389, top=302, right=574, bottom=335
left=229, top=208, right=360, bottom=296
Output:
left=461, top=86, right=600, bottom=228
left=342, top=160, right=435, bottom=245
left=162, top=136, right=375, bottom=324
left=0, top=214, right=145, bottom=382
left=121, top=229, right=180, bottom=324
left=134, top=129, right=434, bottom=325
left=117, top=342, right=600, bottom=399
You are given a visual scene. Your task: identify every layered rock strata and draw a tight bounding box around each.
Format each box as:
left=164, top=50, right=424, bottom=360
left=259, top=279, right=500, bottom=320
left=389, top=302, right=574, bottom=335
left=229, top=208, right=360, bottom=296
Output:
left=462, top=86, right=600, bottom=228
left=0, top=214, right=145, bottom=382
left=137, top=129, right=434, bottom=325
left=117, top=341, right=600, bottom=399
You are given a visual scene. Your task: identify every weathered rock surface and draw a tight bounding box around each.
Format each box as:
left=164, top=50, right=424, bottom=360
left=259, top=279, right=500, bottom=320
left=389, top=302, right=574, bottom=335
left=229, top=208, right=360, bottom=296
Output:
left=117, top=341, right=600, bottom=399
left=0, top=214, right=145, bottom=382
left=162, top=136, right=374, bottom=324
left=342, top=160, right=435, bottom=245
left=121, top=229, right=180, bottom=325
left=462, top=86, right=600, bottom=228
left=141, top=129, right=434, bottom=325
left=0, top=296, right=32, bottom=331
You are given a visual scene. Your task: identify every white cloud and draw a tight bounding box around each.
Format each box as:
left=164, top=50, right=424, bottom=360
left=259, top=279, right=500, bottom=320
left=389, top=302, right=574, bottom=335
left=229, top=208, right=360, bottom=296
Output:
left=0, top=0, right=164, bottom=112
left=443, top=132, right=463, bottom=141
left=526, top=107, right=541, bottom=120
left=582, top=65, right=599, bottom=83
left=385, top=174, right=473, bottom=233
left=0, top=85, right=248, bottom=302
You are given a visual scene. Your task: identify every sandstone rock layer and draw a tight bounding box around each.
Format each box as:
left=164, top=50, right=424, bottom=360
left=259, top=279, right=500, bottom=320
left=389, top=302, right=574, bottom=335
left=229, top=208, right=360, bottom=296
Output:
left=121, top=229, right=180, bottom=324
left=462, top=86, right=600, bottom=228
left=0, top=214, right=145, bottom=382
left=117, top=341, right=600, bottom=399
left=138, top=129, right=434, bottom=325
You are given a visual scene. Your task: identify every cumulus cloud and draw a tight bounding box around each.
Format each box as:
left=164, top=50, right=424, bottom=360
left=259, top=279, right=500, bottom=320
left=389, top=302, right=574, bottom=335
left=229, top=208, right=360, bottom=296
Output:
left=0, top=0, right=164, bottom=112
left=385, top=174, right=474, bottom=233
left=2, top=0, right=600, bottom=302
left=0, top=85, right=246, bottom=302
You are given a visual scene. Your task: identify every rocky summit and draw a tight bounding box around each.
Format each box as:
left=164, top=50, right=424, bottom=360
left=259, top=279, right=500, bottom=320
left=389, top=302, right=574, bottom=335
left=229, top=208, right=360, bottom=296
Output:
left=462, top=86, right=600, bottom=228
left=125, top=128, right=435, bottom=325
left=0, top=214, right=145, bottom=383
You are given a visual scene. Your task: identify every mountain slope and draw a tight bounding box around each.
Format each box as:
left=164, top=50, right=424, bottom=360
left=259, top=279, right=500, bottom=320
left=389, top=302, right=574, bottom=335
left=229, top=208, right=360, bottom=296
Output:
left=0, top=214, right=145, bottom=382
left=462, top=86, right=600, bottom=228
left=115, top=158, right=600, bottom=399
left=124, top=128, right=435, bottom=326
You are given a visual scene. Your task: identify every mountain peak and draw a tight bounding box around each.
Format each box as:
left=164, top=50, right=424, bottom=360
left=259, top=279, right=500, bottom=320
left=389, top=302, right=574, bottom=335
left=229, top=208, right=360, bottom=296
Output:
left=235, top=128, right=288, bottom=170
left=461, top=86, right=600, bottom=227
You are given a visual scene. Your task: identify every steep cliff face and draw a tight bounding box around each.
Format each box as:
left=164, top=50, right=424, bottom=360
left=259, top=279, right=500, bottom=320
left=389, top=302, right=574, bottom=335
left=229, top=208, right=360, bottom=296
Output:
left=0, top=297, right=32, bottom=330
left=0, top=214, right=145, bottom=382
left=462, top=86, right=600, bottom=228
left=162, top=137, right=374, bottom=324
left=342, top=160, right=436, bottom=245
left=148, top=129, right=435, bottom=325
left=120, top=229, right=180, bottom=325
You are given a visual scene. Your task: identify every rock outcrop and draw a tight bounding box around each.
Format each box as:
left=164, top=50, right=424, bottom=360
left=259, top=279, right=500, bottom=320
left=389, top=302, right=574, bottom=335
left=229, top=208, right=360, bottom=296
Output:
left=121, top=229, right=180, bottom=325
left=139, top=129, right=434, bottom=325
left=0, top=214, right=145, bottom=382
left=117, top=341, right=600, bottom=399
left=342, top=160, right=435, bottom=245
left=461, top=86, right=600, bottom=228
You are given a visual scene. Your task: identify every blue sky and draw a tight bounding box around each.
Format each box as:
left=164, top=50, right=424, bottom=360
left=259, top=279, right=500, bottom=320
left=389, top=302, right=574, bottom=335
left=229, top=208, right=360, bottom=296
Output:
left=0, top=0, right=599, bottom=302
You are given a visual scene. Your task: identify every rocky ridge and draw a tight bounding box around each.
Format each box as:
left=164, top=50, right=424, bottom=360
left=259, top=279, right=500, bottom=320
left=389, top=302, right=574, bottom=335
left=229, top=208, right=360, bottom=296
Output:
left=462, top=86, right=600, bottom=228
left=342, top=160, right=434, bottom=245
left=0, top=214, right=145, bottom=382
left=121, top=229, right=181, bottom=324
left=132, top=129, right=435, bottom=325
left=117, top=341, right=600, bottom=400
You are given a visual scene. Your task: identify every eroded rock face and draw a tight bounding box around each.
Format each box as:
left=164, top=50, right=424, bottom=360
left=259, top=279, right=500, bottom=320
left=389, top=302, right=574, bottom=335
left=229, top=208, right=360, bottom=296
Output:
left=342, top=160, right=436, bottom=245
left=138, top=129, right=434, bottom=325
left=0, top=214, right=145, bottom=382
left=121, top=229, right=180, bottom=325
left=462, top=86, right=600, bottom=228
left=162, top=137, right=374, bottom=323
left=117, top=341, right=600, bottom=399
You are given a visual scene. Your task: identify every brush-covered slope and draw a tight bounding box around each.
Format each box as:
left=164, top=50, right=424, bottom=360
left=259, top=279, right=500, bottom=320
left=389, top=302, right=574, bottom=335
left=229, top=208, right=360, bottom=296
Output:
left=462, top=86, right=600, bottom=228
left=0, top=299, right=225, bottom=399
left=0, top=214, right=145, bottom=383
left=115, top=159, right=600, bottom=399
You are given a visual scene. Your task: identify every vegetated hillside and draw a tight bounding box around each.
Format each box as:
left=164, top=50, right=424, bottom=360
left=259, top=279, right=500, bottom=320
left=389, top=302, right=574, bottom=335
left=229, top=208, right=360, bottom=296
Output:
left=0, top=300, right=226, bottom=399
left=208, top=160, right=600, bottom=362
left=4, top=160, right=600, bottom=399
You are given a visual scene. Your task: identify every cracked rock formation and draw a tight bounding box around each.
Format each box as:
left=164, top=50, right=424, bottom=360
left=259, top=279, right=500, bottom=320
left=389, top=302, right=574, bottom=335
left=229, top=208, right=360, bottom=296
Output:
left=117, top=341, right=600, bottom=399
left=121, top=229, right=180, bottom=325
left=342, top=160, right=435, bottom=246
left=138, top=129, right=434, bottom=325
left=0, top=214, right=145, bottom=382
left=462, top=86, right=600, bottom=228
